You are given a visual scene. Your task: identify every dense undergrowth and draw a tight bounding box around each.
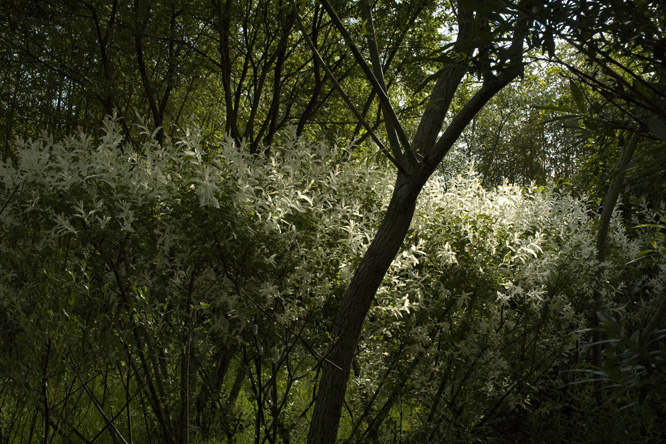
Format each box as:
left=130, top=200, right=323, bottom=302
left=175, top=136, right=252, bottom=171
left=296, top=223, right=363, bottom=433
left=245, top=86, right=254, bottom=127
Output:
left=1, top=120, right=664, bottom=443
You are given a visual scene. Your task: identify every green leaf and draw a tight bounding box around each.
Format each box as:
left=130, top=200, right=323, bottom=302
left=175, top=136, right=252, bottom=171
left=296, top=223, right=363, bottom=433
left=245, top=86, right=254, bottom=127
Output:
left=633, top=223, right=665, bottom=229
left=597, top=311, right=621, bottom=336
left=647, top=117, right=666, bottom=141
left=569, top=80, right=586, bottom=113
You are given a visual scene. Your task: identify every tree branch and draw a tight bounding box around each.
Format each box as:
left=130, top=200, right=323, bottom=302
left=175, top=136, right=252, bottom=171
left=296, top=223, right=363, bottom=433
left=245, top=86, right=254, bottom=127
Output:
left=318, top=0, right=413, bottom=167
left=291, top=0, right=407, bottom=173
left=359, top=0, right=405, bottom=163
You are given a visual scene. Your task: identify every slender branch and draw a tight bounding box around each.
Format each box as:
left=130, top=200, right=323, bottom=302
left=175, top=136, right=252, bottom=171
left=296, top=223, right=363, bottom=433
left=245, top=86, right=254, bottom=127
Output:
left=318, top=0, right=413, bottom=166
left=410, top=4, right=474, bottom=139
left=557, top=57, right=665, bottom=122
left=73, top=367, right=130, bottom=444
left=290, top=0, right=407, bottom=173
left=133, top=1, right=164, bottom=136
left=358, top=0, right=403, bottom=159
left=423, top=70, right=521, bottom=176
left=596, top=132, right=640, bottom=263
left=212, top=0, right=241, bottom=140
left=422, top=10, right=528, bottom=175
left=0, top=182, right=20, bottom=217
left=41, top=340, right=51, bottom=444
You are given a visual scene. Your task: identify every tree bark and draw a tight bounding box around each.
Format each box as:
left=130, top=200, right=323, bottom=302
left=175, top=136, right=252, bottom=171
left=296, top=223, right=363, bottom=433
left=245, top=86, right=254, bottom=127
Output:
left=306, top=173, right=421, bottom=444
left=595, top=132, right=639, bottom=263
left=213, top=0, right=241, bottom=141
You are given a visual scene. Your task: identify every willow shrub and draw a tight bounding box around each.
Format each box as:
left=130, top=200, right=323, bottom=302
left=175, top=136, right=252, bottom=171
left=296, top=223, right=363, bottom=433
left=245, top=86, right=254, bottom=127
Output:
left=0, top=117, right=390, bottom=442
left=1, top=118, right=663, bottom=442
left=353, top=178, right=665, bottom=442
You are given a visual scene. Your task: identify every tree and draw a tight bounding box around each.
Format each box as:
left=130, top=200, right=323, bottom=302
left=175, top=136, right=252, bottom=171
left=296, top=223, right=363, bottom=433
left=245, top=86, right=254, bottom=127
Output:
left=296, top=1, right=561, bottom=441
left=5, top=119, right=662, bottom=442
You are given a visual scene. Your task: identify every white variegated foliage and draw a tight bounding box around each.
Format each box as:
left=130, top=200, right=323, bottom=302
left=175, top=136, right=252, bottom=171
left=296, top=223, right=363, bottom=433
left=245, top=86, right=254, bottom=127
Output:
left=1, top=118, right=663, bottom=442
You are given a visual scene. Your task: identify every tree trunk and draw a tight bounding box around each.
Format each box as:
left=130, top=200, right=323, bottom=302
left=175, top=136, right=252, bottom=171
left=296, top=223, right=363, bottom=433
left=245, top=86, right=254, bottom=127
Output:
left=592, top=131, right=639, bottom=370
left=307, top=173, right=420, bottom=444
left=304, top=3, right=527, bottom=441
left=305, top=69, right=524, bottom=444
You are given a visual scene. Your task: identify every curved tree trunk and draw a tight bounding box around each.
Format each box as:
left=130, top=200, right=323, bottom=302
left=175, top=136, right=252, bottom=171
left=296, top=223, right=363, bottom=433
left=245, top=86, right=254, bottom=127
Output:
left=304, top=2, right=527, bottom=442
left=306, top=173, right=420, bottom=444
